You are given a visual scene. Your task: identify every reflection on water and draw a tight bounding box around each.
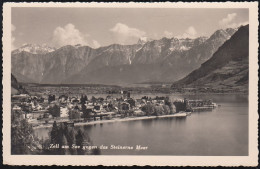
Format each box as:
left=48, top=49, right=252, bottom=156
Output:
left=34, top=94, right=248, bottom=156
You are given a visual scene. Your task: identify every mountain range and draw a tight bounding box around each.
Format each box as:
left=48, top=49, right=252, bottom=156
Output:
left=12, top=27, right=238, bottom=85
left=172, top=25, right=249, bottom=92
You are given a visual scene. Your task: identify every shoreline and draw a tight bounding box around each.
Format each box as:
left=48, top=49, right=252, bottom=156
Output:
left=32, top=113, right=187, bottom=129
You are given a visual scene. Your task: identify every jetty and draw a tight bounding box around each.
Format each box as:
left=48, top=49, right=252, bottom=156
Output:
left=187, top=99, right=217, bottom=112
left=191, top=107, right=214, bottom=112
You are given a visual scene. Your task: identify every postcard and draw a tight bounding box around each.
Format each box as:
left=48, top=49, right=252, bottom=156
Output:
left=2, top=2, right=259, bottom=166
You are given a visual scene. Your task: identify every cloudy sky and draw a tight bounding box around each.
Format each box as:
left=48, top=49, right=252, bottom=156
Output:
left=11, top=8, right=248, bottom=49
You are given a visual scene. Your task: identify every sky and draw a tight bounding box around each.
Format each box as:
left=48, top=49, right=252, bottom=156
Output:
left=11, top=8, right=249, bottom=49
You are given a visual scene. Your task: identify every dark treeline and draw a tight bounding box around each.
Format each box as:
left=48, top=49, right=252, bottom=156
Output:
left=41, top=121, right=101, bottom=155
left=11, top=110, right=41, bottom=154
left=11, top=109, right=100, bottom=155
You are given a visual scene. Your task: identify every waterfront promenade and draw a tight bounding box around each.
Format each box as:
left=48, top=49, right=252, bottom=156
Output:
left=32, top=112, right=188, bottom=129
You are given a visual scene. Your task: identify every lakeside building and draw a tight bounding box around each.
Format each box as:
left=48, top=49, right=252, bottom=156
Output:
left=121, top=90, right=131, bottom=99
left=12, top=94, right=30, bottom=98
left=60, top=107, right=69, bottom=118
left=12, top=104, right=22, bottom=111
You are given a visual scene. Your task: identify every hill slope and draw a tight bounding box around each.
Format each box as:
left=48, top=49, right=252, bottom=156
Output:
left=172, top=25, right=249, bottom=92
left=11, top=74, right=28, bottom=95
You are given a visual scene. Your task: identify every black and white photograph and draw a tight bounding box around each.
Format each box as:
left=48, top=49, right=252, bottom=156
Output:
left=2, top=2, right=258, bottom=166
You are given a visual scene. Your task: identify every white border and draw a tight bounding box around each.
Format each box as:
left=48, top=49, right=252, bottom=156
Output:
left=2, top=2, right=259, bottom=166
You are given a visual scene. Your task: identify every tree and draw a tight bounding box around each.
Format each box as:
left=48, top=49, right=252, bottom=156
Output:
left=80, top=94, right=88, bottom=104
left=154, top=106, right=164, bottom=116
left=45, top=122, right=73, bottom=155
left=69, top=109, right=81, bottom=120
left=127, top=99, right=135, bottom=107
left=141, top=104, right=155, bottom=116
left=173, top=101, right=185, bottom=112
left=107, top=103, right=114, bottom=111
left=42, top=122, right=96, bottom=155
left=165, top=98, right=176, bottom=114
left=20, top=104, right=31, bottom=114
left=76, top=129, right=84, bottom=146
left=162, top=105, right=171, bottom=115
left=82, top=104, right=86, bottom=111
left=141, top=96, right=148, bottom=101
left=48, top=95, right=55, bottom=103
left=50, top=121, right=59, bottom=144
left=171, top=103, right=176, bottom=113
left=91, top=96, right=97, bottom=103
left=67, top=128, right=77, bottom=155
left=60, top=134, right=70, bottom=155
left=98, top=97, right=104, bottom=103
left=81, top=104, right=88, bottom=120
left=11, top=110, right=40, bottom=154
left=184, top=98, right=192, bottom=111
left=82, top=108, right=92, bottom=120
left=167, top=102, right=176, bottom=114
left=48, top=104, right=60, bottom=117
left=76, top=129, right=85, bottom=155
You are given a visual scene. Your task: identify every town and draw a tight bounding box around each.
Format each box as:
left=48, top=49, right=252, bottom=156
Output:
left=11, top=90, right=218, bottom=129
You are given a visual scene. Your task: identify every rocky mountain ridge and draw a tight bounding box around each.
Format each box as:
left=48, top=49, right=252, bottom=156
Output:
left=12, top=27, right=237, bottom=85
left=172, top=25, right=248, bottom=92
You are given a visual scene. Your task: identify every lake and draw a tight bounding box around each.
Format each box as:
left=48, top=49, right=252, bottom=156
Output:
left=35, top=94, right=248, bottom=156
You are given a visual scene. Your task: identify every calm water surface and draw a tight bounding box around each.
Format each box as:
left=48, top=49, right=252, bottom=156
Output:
left=35, top=94, right=248, bottom=156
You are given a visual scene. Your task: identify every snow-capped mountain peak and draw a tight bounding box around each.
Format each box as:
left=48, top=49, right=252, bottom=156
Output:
left=12, top=44, right=56, bottom=54
left=137, top=37, right=152, bottom=45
